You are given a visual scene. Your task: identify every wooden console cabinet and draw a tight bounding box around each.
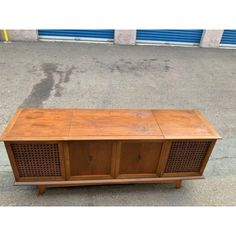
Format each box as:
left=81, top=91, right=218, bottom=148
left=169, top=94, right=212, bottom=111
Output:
left=0, top=109, right=221, bottom=194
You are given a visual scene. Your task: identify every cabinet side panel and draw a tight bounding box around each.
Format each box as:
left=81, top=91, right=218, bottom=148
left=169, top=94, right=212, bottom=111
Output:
left=4, top=142, right=20, bottom=181
left=199, top=140, right=217, bottom=174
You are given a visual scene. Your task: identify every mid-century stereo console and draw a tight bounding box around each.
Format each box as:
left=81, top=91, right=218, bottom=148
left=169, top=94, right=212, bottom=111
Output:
left=0, top=109, right=221, bottom=194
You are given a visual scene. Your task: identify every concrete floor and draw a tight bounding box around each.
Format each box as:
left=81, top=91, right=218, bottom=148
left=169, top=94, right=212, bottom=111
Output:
left=0, top=42, right=235, bottom=206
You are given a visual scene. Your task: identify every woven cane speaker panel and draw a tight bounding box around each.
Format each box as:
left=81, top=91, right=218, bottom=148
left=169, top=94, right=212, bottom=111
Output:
left=165, top=141, right=211, bottom=173
left=11, top=143, right=61, bottom=177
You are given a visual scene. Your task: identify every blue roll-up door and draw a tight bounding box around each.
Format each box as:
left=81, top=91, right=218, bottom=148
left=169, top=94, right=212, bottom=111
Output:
left=136, top=30, right=203, bottom=45
left=220, top=30, right=236, bottom=46
left=38, top=30, right=114, bottom=42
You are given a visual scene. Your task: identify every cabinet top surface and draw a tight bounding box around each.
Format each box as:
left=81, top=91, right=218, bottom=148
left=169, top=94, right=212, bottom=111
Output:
left=0, top=109, right=221, bottom=141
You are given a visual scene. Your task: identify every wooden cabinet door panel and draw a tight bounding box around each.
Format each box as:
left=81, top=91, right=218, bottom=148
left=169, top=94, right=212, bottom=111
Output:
left=117, top=141, right=163, bottom=178
left=67, top=141, right=115, bottom=179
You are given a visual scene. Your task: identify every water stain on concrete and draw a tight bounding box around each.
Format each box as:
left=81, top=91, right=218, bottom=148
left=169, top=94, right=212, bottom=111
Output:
left=107, top=61, right=144, bottom=73
left=54, top=71, right=64, bottom=97
left=164, top=65, right=170, bottom=72
left=20, top=63, right=57, bottom=107
left=92, top=58, right=171, bottom=75
left=164, top=59, right=172, bottom=72
left=143, top=58, right=157, bottom=62
left=64, top=66, right=76, bottom=83
left=20, top=63, right=76, bottom=107
left=54, top=66, right=75, bottom=97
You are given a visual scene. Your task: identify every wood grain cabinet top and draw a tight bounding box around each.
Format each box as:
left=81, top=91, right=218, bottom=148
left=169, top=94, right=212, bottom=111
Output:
left=0, top=109, right=221, bottom=141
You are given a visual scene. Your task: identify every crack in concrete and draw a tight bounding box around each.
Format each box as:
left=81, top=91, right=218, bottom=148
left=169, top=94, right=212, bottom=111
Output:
left=210, top=156, right=236, bottom=161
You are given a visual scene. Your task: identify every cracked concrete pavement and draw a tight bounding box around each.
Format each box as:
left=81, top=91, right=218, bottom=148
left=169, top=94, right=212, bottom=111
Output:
left=0, top=42, right=235, bottom=205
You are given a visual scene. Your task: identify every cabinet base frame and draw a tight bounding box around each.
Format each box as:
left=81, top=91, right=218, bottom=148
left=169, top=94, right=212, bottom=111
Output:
left=15, top=176, right=204, bottom=195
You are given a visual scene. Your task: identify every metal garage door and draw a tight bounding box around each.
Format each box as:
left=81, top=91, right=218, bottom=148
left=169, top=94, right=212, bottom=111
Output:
left=136, top=30, right=203, bottom=45
left=220, top=30, right=236, bottom=46
left=38, top=30, right=114, bottom=42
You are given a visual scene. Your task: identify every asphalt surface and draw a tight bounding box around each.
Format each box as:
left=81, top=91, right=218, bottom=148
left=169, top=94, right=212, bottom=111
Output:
left=0, top=42, right=235, bottom=206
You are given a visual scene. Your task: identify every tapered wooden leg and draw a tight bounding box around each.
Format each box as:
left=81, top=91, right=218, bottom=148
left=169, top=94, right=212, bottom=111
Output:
left=38, top=185, right=46, bottom=195
left=175, top=180, right=182, bottom=189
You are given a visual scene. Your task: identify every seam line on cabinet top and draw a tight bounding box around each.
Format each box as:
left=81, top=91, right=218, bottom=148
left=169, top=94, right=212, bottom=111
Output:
left=68, top=110, right=75, bottom=139
left=151, top=110, right=165, bottom=139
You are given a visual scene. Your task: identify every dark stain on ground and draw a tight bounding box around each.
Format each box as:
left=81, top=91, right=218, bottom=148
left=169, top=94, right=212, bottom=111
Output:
left=54, top=66, right=75, bottom=97
left=164, top=65, right=170, bottom=72
left=64, top=66, right=76, bottom=83
left=75, top=58, right=172, bottom=77
left=92, top=58, right=173, bottom=75
left=20, top=63, right=76, bottom=107
left=94, top=58, right=172, bottom=74
left=143, top=58, right=157, bottom=62
left=115, top=65, right=121, bottom=72
left=20, top=63, right=57, bottom=107
left=164, top=59, right=171, bottom=72
left=106, top=61, right=142, bottom=73
left=54, top=71, right=64, bottom=97
left=125, top=61, right=132, bottom=65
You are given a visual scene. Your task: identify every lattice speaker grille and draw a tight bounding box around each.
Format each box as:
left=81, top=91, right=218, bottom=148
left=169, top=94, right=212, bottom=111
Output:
left=11, top=143, right=61, bottom=177
left=165, top=141, right=211, bottom=173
